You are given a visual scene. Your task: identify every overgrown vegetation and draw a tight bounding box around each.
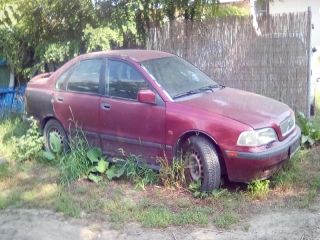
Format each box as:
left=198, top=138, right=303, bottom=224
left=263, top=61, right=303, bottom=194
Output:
left=1, top=110, right=320, bottom=229
left=297, top=112, right=320, bottom=147
left=247, top=180, right=270, bottom=199
left=12, top=117, right=43, bottom=162
left=0, top=0, right=250, bottom=82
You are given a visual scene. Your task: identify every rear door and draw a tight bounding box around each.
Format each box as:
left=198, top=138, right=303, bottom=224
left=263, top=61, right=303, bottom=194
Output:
left=53, top=58, right=103, bottom=147
left=99, top=59, right=166, bottom=165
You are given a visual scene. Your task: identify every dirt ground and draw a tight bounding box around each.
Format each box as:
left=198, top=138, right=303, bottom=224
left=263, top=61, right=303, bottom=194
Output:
left=0, top=206, right=319, bottom=240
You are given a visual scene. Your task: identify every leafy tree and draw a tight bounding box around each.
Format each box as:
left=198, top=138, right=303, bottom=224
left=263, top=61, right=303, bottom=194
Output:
left=0, top=0, right=246, bottom=82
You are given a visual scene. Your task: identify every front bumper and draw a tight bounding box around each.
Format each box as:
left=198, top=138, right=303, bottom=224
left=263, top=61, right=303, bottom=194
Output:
left=223, top=126, right=301, bottom=182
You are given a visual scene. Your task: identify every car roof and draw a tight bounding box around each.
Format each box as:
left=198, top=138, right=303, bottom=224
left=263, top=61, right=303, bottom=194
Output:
left=80, top=49, right=175, bottom=62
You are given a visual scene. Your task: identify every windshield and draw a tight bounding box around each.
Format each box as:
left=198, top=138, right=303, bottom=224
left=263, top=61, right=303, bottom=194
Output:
left=141, top=56, right=218, bottom=99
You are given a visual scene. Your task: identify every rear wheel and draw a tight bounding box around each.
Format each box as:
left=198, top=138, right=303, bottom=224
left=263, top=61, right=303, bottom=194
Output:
left=182, top=136, right=221, bottom=192
left=44, top=119, right=68, bottom=153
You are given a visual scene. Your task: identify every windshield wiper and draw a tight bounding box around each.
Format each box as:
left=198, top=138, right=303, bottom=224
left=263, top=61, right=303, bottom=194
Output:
left=197, top=84, right=220, bottom=92
left=173, top=84, right=220, bottom=99
left=173, top=89, right=201, bottom=99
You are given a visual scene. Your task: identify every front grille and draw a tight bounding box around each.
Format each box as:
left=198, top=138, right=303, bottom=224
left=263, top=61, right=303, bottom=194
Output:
left=280, top=115, right=295, bottom=137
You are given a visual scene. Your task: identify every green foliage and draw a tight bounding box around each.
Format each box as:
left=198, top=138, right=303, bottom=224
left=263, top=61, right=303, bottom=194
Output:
left=55, top=191, right=81, bottom=218
left=42, top=131, right=63, bottom=162
left=104, top=198, right=209, bottom=228
left=204, top=5, right=249, bottom=18
left=58, top=131, right=91, bottom=185
left=188, top=180, right=209, bottom=198
left=121, top=155, right=159, bottom=190
left=248, top=180, right=270, bottom=199
left=86, top=147, right=109, bottom=183
left=0, top=0, right=233, bottom=81
left=83, top=24, right=121, bottom=52
left=214, top=211, right=239, bottom=229
left=158, top=156, right=186, bottom=189
left=188, top=179, right=229, bottom=199
left=297, top=112, right=320, bottom=147
left=12, top=117, right=43, bottom=162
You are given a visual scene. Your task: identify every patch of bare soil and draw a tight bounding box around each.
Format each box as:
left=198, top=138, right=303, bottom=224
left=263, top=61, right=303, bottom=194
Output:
left=0, top=206, right=320, bottom=240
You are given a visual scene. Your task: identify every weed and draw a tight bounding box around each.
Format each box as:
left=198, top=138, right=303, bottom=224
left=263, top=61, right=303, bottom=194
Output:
left=12, top=117, right=43, bottom=162
left=248, top=180, right=270, bottom=199
left=139, top=207, right=173, bottom=228
left=173, top=207, right=210, bottom=226
left=58, top=130, right=91, bottom=185
left=0, top=191, right=21, bottom=210
left=297, top=112, right=320, bottom=147
left=122, top=155, right=159, bottom=190
left=189, top=180, right=209, bottom=198
left=55, top=191, right=81, bottom=217
left=214, top=211, right=239, bottom=229
left=158, top=156, right=186, bottom=189
left=0, top=163, right=10, bottom=179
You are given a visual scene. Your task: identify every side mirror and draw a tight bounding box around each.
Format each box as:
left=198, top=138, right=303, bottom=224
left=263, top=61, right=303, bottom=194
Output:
left=137, top=89, right=156, bottom=104
left=317, top=77, right=320, bottom=83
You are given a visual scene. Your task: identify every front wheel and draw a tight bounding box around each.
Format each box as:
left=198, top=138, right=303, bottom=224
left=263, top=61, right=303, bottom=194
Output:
left=182, top=136, right=221, bottom=192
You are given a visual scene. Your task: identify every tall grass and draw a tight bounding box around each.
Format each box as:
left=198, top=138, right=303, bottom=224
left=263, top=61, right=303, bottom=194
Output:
left=0, top=116, right=28, bottom=159
left=58, top=129, right=91, bottom=185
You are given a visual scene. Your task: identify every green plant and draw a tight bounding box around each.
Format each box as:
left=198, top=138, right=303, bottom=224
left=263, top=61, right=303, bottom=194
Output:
left=297, top=112, right=320, bottom=147
left=12, top=117, right=43, bottom=162
left=55, top=191, right=81, bottom=217
left=158, top=156, right=186, bottom=189
left=248, top=180, right=270, bottom=199
left=58, top=130, right=91, bottom=185
left=86, top=147, right=125, bottom=183
left=42, top=132, right=63, bottom=162
left=188, top=180, right=209, bottom=199
left=0, top=163, right=10, bottom=179
left=122, top=155, right=158, bottom=190
left=214, top=211, right=239, bottom=229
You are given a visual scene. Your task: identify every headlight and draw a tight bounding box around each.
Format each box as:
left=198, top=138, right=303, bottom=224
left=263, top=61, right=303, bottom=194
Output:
left=237, top=128, right=278, bottom=147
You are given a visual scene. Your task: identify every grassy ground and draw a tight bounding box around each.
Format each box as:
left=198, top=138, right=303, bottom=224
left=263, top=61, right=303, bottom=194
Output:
left=0, top=110, right=320, bottom=230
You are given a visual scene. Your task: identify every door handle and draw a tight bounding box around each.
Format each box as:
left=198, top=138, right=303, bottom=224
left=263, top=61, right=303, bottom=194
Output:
left=101, top=102, right=111, bottom=110
left=56, top=96, right=64, bottom=103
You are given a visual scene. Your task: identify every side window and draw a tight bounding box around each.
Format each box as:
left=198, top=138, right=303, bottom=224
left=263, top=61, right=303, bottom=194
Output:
left=106, top=60, right=148, bottom=100
left=67, top=59, right=102, bottom=94
left=55, top=67, right=73, bottom=90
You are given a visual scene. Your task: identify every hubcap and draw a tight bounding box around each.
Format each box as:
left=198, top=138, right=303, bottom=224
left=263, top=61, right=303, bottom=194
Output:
left=185, top=150, right=203, bottom=181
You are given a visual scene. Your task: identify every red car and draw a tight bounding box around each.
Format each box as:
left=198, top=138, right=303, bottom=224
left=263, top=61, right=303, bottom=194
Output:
left=25, top=50, right=301, bottom=191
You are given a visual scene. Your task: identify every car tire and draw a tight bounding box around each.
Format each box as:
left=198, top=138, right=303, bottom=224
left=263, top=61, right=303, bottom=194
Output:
left=44, top=119, right=69, bottom=153
left=182, top=136, right=221, bottom=192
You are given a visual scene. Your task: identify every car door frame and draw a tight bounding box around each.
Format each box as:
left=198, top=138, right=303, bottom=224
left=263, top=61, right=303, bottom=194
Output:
left=99, top=56, right=167, bottom=165
left=53, top=57, right=106, bottom=148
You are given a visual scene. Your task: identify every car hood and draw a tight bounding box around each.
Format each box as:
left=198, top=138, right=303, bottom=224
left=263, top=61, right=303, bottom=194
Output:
left=178, top=87, right=291, bottom=129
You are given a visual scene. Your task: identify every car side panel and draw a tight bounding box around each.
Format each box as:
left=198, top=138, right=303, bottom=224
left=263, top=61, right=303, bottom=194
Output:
left=25, top=84, right=54, bottom=125
left=164, top=102, right=251, bottom=155
left=52, top=91, right=101, bottom=147
left=99, top=96, right=166, bottom=164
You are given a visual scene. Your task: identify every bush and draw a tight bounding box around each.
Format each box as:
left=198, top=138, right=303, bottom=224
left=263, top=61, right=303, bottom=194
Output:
left=12, top=117, right=43, bottom=162
left=248, top=180, right=270, bottom=199
left=297, top=112, right=320, bottom=147
left=158, top=156, right=186, bottom=189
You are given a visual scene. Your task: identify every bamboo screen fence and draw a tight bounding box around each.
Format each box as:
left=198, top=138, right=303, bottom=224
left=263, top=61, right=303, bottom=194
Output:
left=147, top=11, right=311, bottom=116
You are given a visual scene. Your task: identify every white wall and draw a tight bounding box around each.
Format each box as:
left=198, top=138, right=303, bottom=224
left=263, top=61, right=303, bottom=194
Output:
left=269, top=0, right=320, bottom=48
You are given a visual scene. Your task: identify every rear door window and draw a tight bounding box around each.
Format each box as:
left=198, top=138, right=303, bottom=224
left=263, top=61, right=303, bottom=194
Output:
left=67, top=59, right=102, bottom=94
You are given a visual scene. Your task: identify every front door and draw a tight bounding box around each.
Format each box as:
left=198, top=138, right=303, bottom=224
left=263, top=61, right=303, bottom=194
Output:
left=53, top=58, right=103, bottom=147
left=99, top=59, right=166, bottom=165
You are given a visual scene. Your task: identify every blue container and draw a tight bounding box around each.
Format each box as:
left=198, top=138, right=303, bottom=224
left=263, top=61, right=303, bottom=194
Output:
left=0, top=86, right=26, bottom=118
